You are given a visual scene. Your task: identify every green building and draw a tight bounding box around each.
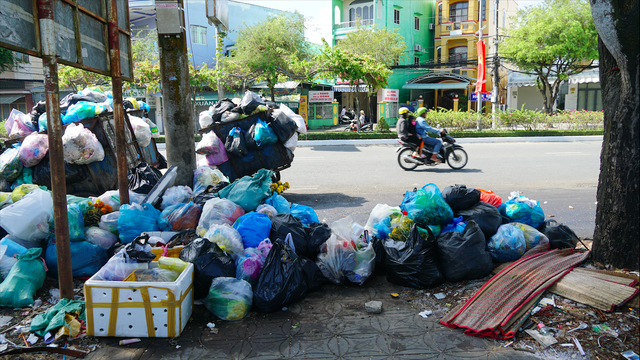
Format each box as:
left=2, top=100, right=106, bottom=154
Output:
left=331, top=0, right=435, bottom=123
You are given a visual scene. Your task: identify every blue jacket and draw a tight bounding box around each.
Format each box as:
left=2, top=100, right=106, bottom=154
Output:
left=415, top=116, right=440, bottom=138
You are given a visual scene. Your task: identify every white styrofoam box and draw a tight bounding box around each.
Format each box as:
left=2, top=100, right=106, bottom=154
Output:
left=84, top=262, right=193, bottom=338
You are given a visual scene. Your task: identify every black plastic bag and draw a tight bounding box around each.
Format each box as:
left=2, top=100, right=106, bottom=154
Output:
left=31, top=153, right=88, bottom=187
left=124, top=234, right=157, bottom=263
left=240, top=90, right=265, bottom=115
left=436, top=221, right=493, bottom=282
left=269, top=110, right=298, bottom=143
left=211, top=99, right=236, bottom=123
left=384, top=225, right=444, bottom=289
left=371, top=236, right=386, bottom=271
left=157, top=153, right=168, bottom=169
left=253, top=238, right=318, bottom=313
left=269, top=214, right=313, bottom=259
left=442, top=184, right=481, bottom=212
left=244, top=123, right=259, bottom=150
left=30, top=101, right=46, bottom=130
left=224, top=127, right=248, bottom=158
left=59, top=93, right=95, bottom=114
left=304, top=222, right=332, bottom=259
left=538, top=220, right=579, bottom=249
left=180, top=239, right=235, bottom=299
left=192, top=182, right=229, bottom=206
left=455, top=202, right=503, bottom=239
left=128, top=162, right=163, bottom=194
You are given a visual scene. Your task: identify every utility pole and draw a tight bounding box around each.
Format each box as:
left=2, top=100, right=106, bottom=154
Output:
left=215, top=23, right=225, bottom=100
left=476, top=0, right=484, bottom=130
left=491, top=0, right=499, bottom=129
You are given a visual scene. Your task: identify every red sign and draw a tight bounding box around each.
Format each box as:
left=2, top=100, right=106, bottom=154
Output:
left=476, top=40, right=486, bottom=94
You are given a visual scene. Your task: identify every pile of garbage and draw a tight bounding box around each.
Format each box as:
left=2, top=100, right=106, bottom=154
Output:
left=0, top=86, right=159, bottom=192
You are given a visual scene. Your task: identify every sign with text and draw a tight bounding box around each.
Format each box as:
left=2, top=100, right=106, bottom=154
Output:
left=381, top=89, right=399, bottom=102
left=308, top=91, right=334, bottom=103
left=470, top=92, right=493, bottom=101
left=299, top=95, right=308, bottom=122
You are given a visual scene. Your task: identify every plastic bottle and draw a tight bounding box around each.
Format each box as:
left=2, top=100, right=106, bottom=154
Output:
left=158, top=256, right=188, bottom=273
left=0, top=238, right=28, bottom=257
left=538, top=323, right=551, bottom=335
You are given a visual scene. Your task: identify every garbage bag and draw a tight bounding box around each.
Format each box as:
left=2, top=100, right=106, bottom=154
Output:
left=196, top=131, right=221, bottom=155
left=455, top=201, right=503, bottom=239
left=129, top=115, right=152, bottom=148
left=65, top=204, right=86, bottom=241
left=193, top=166, right=228, bottom=194
left=316, top=231, right=375, bottom=285
left=85, top=226, right=118, bottom=249
left=18, top=132, right=49, bottom=168
left=256, top=204, right=277, bottom=218
left=384, top=225, right=443, bottom=289
left=235, top=241, right=271, bottom=286
left=205, top=141, right=229, bottom=166
left=0, top=248, right=46, bottom=307
left=158, top=202, right=202, bottom=231
left=501, top=193, right=545, bottom=228
left=45, top=239, right=108, bottom=277
left=440, top=216, right=467, bottom=234
left=128, top=162, right=163, bottom=194
left=221, top=111, right=240, bottom=123
left=365, top=204, right=403, bottom=240
left=179, top=237, right=214, bottom=263
left=62, top=101, right=104, bottom=125
left=59, top=93, right=95, bottom=114
left=203, top=223, right=244, bottom=258
left=217, top=168, right=273, bottom=212
left=117, top=203, right=161, bottom=243
left=287, top=203, right=318, bottom=227
left=487, top=224, right=526, bottom=263
left=197, top=197, right=245, bottom=234
left=95, top=190, right=144, bottom=211
left=270, top=109, right=298, bottom=143
left=436, top=221, right=493, bottom=282
left=98, top=211, right=119, bottom=234
left=66, top=195, right=92, bottom=214
left=29, top=298, right=86, bottom=337
left=538, top=220, right=579, bottom=249
left=0, top=237, right=28, bottom=258
left=6, top=109, right=35, bottom=139
left=253, top=238, right=322, bottom=313
left=0, top=147, right=23, bottom=182
left=240, top=91, right=265, bottom=115
left=304, top=222, right=332, bottom=256
left=130, top=267, right=180, bottom=282
left=192, top=182, right=229, bottom=207
left=94, top=242, right=153, bottom=281
left=400, top=184, right=453, bottom=226
left=279, top=104, right=306, bottom=134
left=478, top=188, right=502, bottom=207
left=199, top=109, right=214, bottom=129
left=29, top=101, right=46, bottom=130
left=0, top=189, right=53, bottom=241
left=192, top=242, right=236, bottom=299
left=284, top=133, right=298, bottom=152
left=62, top=123, right=105, bottom=165
left=211, top=99, right=236, bottom=123
left=371, top=235, right=386, bottom=269
left=442, top=184, right=481, bottom=212
left=510, top=222, right=549, bottom=250
left=264, top=193, right=290, bottom=214
left=30, top=153, right=88, bottom=189
left=225, top=127, right=248, bottom=158
left=233, top=212, right=272, bottom=249
left=79, top=87, right=107, bottom=102
left=204, top=277, right=252, bottom=321
left=160, top=186, right=194, bottom=210
left=11, top=184, right=42, bottom=203
left=0, top=192, right=11, bottom=209
left=253, top=119, right=278, bottom=148
left=269, top=214, right=312, bottom=259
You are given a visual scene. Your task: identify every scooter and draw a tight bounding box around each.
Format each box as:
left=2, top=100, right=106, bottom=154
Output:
left=344, top=119, right=373, bottom=132
left=396, top=130, right=468, bottom=170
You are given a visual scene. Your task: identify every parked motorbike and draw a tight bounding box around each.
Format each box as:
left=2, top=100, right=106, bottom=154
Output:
left=396, top=130, right=468, bottom=170
left=344, top=120, right=373, bottom=132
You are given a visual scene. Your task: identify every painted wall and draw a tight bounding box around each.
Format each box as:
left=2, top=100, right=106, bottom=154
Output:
left=509, top=86, right=544, bottom=111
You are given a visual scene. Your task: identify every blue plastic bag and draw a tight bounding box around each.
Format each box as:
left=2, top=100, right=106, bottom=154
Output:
left=66, top=204, right=86, bottom=241
left=290, top=203, right=318, bottom=227
left=254, top=119, right=278, bottom=147
left=62, top=101, right=100, bottom=124
left=487, top=224, right=526, bottom=263
left=45, top=240, right=108, bottom=277
left=264, top=193, right=290, bottom=214
left=440, top=216, right=467, bottom=234
left=117, top=203, right=161, bottom=243
left=0, top=237, right=28, bottom=257
left=217, top=168, right=273, bottom=212
left=233, top=212, right=272, bottom=248
left=400, top=183, right=453, bottom=226
left=38, top=113, right=47, bottom=132
left=501, top=195, right=545, bottom=228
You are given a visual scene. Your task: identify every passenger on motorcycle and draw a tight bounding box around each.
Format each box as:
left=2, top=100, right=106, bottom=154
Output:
left=396, top=107, right=423, bottom=158
left=415, top=107, right=445, bottom=163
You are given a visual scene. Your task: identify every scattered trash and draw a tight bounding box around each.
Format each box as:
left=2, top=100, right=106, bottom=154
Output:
left=365, top=301, right=383, bottom=314
left=524, top=329, right=558, bottom=348
left=560, top=343, right=575, bottom=347
left=569, top=206, right=574, bottom=209
left=0, top=316, right=12, bottom=328
left=206, top=322, right=216, bottom=329
left=592, top=323, right=618, bottom=337
left=26, top=333, right=38, bottom=345
left=419, top=310, right=432, bottom=318
left=0, top=343, right=7, bottom=352
left=434, top=293, right=446, bottom=300
left=176, top=345, right=181, bottom=349
left=622, top=350, right=639, bottom=360
left=390, top=293, right=399, bottom=298
left=567, top=322, right=588, bottom=333
left=503, top=341, right=513, bottom=347
left=572, top=337, right=585, bottom=356
left=118, top=338, right=141, bottom=345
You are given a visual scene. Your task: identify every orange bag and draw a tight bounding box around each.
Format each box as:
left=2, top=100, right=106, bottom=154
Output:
left=477, top=188, right=502, bottom=207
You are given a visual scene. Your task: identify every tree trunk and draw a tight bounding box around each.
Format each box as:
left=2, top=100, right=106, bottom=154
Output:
left=590, top=0, right=639, bottom=270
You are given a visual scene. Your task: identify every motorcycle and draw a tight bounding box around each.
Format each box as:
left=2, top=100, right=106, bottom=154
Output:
left=396, top=130, right=468, bottom=170
left=344, top=119, right=373, bottom=132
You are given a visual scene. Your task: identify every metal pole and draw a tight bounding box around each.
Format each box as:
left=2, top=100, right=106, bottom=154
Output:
left=476, top=0, right=483, bottom=131
left=37, top=0, right=73, bottom=300
left=491, top=0, right=499, bottom=129
left=215, top=23, right=224, bottom=100
left=107, top=0, right=129, bottom=206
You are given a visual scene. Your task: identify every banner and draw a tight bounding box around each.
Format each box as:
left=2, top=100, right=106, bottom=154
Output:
left=476, top=40, right=486, bottom=94
left=308, top=91, right=334, bottom=103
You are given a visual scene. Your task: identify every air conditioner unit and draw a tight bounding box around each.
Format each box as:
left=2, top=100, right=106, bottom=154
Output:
left=428, top=23, right=435, bottom=31
left=414, top=44, right=422, bottom=52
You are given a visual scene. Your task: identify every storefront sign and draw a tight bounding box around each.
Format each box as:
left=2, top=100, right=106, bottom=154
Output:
left=470, top=92, right=493, bottom=101
left=299, top=95, right=308, bottom=121
left=308, top=91, right=334, bottom=103
left=124, top=87, right=146, bottom=98
left=381, top=89, right=399, bottom=102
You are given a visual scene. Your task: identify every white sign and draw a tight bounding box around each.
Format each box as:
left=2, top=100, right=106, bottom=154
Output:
left=308, top=91, right=334, bottom=103
left=381, top=89, right=399, bottom=102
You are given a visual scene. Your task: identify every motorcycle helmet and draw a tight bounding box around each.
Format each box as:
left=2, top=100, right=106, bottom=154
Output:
left=415, top=107, right=427, bottom=117
left=398, top=107, right=409, bottom=115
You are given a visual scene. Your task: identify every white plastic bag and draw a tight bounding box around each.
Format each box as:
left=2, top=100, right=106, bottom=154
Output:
left=129, top=115, right=152, bottom=148
left=160, top=185, right=194, bottom=210
left=7, top=109, right=35, bottom=139
left=193, top=166, right=228, bottom=194
left=195, top=131, right=220, bottom=155
left=94, top=248, right=148, bottom=281
left=221, top=111, right=239, bottom=123
left=0, top=189, right=53, bottom=241
left=279, top=104, right=306, bottom=134
left=203, top=223, right=244, bottom=258
left=95, top=190, right=144, bottom=211
left=18, top=132, right=49, bottom=168
left=197, top=197, right=245, bottom=235
left=199, top=109, right=214, bottom=129
left=98, top=211, right=119, bottom=234
left=62, top=123, right=105, bottom=164
left=143, top=117, right=160, bottom=138
left=0, top=245, right=18, bottom=280
left=284, top=132, right=298, bottom=152
left=85, top=226, right=118, bottom=249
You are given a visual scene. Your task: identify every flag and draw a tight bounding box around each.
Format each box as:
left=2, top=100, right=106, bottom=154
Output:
left=476, top=40, right=486, bottom=94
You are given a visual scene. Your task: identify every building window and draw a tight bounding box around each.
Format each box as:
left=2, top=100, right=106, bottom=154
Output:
left=415, top=16, right=419, bottom=30
left=449, top=46, right=467, bottom=62
left=349, top=1, right=374, bottom=25
left=437, top=47, right=441, bottom=63
left=15, top=52, right=30, bottom=63
left=190, top=25, right=207, bottom=45
left=334, top=6, right=340, bottom=24
left=578, top=83, right=603, bottom=111
left=377, top=0, right=383, bottom=19
left=449, top=1, right=468, bottom=23
left=438, top=3, right=442, bottom=24
left=462, top=71, right=467, bottom=75
left=414, top=57, right=420, bottom=65
left=394, top=9, right=400, bottom=24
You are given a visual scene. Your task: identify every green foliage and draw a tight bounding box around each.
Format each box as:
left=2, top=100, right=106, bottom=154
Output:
left=0, top=120, right=8, bottom=138
left=0, top=48, right=19, bottom=74
left=501, top=0, right=598, bottom=114
left=335, top=25, right=406, bottom=67
left=377, top=117, right=390, bottom=132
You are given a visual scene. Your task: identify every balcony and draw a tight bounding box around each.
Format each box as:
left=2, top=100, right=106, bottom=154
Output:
left=333, top=19, right=374, bottom=31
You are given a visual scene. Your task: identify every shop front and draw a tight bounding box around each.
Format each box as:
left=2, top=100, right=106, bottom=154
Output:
left=306, top=90, right=335, bottom=129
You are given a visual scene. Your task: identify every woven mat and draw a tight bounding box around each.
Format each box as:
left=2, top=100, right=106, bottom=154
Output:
left=440, top=247, right=590, bottom=339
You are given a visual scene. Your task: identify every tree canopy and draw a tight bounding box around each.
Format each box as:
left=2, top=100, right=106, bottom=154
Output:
left=501, top=0, right=598, bottom=114
left=334, top=25, right=406, bottom=67
left=0, top=48, right=19, bottom=74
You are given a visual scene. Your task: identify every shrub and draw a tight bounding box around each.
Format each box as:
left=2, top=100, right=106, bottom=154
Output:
left=377, top=117, right=390, bottom=132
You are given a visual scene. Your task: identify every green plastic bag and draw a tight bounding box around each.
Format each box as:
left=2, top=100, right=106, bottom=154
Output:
left=217, top=168, right=273, bottom=212
left=400, top=183, right=453, bottom=226
left=0, top=248, right=46, bottom=307
left=30, top=298, right=86, bottom=336
left=66, top=195, right=93, bottom=214
left=204, top=277, right=252, bottom=321
left=11, top=184, right=42, bottom=203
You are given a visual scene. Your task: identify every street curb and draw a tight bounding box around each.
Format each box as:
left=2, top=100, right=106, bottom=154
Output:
left=155, top=135, right=603, bottom=149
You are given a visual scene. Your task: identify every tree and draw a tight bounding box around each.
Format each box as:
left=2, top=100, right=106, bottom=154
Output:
left=0, top=48, right=20, bottom=74
left=501, top=0, right=598, bottom=114
left=589, top=0, right=639, bottom=270
left=230, top=13, right=314, bottom=101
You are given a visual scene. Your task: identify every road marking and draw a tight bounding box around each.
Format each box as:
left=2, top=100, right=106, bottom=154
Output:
left=544, top=152, right=584, bottom=155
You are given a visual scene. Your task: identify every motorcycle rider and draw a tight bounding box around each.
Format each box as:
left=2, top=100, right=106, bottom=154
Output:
left=414, top=107, right=445, bottom=163
left=396, top=107, right=422, bottom=157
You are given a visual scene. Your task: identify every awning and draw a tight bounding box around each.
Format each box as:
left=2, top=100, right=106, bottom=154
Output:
left=250, top=81, right=300, bottom=89
left=332, top=85, right=370, bottom=92
left=0, top=94, right=25, bottom=104
left=402, top=83, right=469, bottom=90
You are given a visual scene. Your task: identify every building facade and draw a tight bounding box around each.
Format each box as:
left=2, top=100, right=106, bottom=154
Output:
left=0, top=53, right=44, bottom=121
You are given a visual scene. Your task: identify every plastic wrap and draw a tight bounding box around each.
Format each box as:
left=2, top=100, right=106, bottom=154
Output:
left=264, top=193, right=290, bottom=214
left=18, top=132, right=49, bottom=168
left=117, top=203, right=161, bottom=243
left=85, top=226, right=118, bottom=249
left=193, top=166, right=229, bottom=194
left=158, top=202, right=202, bottom=231
left=290, top=203, right=319, bottom=227
left=160, top=186, right=194, bottom=210
left=401, top=183, right=453, bottom=226
left=0, top=147, right=23, bottom=182
left=62, top=123, right=105, bottom=165
left=98, top=211, right=119, bottom=234
left=196, top=131, right=221, bottom=155
left=510, top=222, right=549, bottom=250
left=204, top=277, right=253, bottom=321
left=487, top=224, right=526, bottom=263
left=197, top=197, right=245, bottom=235
left=0, top=189, right=53, bottom=241
left=129, top=115, right=152, bottom=148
